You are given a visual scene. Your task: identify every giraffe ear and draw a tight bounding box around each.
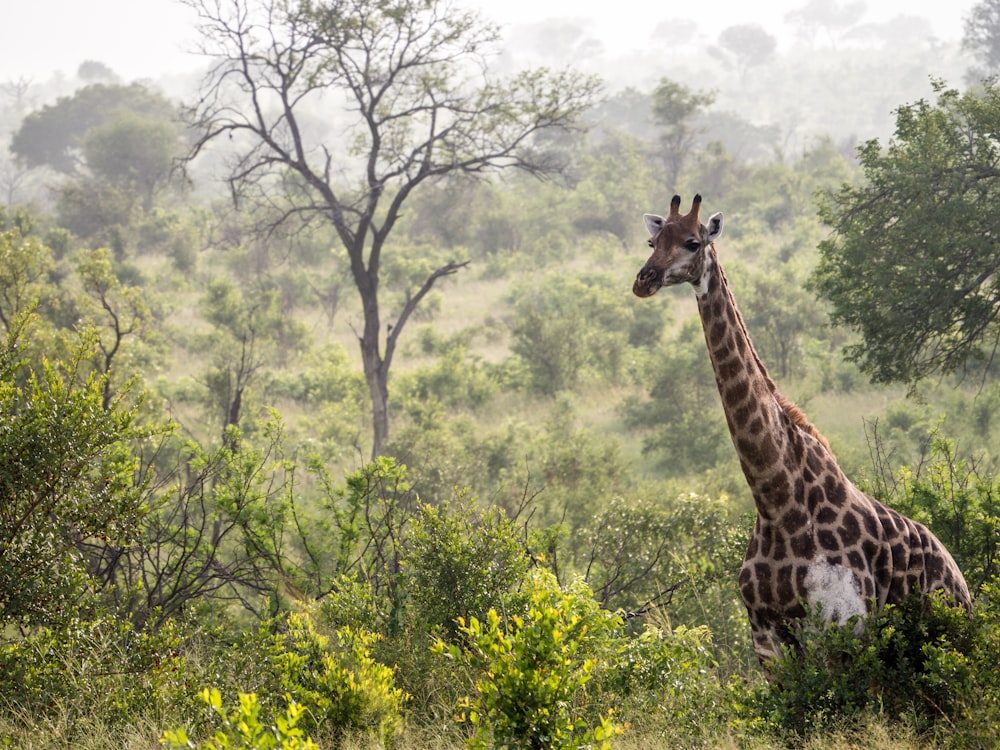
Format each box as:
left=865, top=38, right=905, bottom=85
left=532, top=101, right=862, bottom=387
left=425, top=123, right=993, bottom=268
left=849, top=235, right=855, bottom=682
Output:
left=705, top=212, right=723, bottom=242
left=643, top=213, right=665, bottom=238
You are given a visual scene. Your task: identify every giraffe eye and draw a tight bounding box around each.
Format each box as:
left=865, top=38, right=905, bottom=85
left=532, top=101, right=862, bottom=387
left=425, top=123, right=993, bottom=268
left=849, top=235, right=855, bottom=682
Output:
left=684, top=239, right=701, bottom=251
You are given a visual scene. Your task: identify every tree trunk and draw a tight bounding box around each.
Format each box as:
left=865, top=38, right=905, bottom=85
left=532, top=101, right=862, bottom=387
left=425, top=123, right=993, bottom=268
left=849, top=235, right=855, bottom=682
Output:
left=364, top=343, right=389, bottom=460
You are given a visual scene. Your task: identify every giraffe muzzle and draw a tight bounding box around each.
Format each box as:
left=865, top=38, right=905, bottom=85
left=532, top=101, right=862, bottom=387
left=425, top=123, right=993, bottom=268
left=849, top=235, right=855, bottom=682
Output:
left=633, top=267, right=662, bottom=298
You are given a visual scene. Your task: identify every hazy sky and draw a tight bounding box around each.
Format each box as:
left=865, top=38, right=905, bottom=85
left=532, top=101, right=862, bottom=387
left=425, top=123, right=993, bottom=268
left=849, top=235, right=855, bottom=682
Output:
left=0, top=0, right=978, bottom=83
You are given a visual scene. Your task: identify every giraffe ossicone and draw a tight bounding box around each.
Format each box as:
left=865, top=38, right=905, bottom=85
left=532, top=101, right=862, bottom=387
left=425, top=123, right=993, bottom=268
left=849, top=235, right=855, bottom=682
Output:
left=633, top=194, right=972, bottom=672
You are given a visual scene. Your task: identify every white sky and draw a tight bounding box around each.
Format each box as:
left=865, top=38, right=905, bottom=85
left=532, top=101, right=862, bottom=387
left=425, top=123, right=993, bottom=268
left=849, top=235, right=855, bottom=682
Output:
left=0, top=0, right=977, bottom=83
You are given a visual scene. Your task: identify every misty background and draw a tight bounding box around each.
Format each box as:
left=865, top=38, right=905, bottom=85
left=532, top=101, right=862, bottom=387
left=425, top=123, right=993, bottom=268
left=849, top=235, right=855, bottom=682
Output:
left=0, top=0, right=978, bottom=167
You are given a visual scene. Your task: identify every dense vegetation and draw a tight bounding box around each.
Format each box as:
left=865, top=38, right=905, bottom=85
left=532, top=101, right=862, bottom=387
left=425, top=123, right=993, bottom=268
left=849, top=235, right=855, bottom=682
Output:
left=3, top=0, right=1000, bottom=747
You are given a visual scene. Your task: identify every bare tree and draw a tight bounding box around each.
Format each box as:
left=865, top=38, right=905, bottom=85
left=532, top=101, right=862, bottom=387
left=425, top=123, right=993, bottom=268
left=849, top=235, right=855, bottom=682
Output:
left=181, top=0, right=600, bottom=457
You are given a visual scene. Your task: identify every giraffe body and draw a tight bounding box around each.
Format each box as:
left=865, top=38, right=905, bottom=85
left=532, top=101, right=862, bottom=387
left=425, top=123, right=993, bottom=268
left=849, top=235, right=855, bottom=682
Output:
left=633, top=194, right=972, bottom=670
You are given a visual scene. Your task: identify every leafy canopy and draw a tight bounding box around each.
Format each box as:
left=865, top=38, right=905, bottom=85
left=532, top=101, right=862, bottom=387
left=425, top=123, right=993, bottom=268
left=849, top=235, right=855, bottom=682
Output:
left=813, top=79, right=1000, bottom=386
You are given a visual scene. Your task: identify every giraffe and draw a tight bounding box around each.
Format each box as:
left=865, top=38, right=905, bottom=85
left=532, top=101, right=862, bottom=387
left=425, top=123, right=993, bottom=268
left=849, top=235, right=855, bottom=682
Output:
left=632, top=194, right=972, bottom=672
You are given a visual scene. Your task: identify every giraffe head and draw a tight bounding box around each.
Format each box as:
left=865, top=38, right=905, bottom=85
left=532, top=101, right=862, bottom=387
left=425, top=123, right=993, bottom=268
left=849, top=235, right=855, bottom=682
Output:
left=633, top=194, right=723, bottom=298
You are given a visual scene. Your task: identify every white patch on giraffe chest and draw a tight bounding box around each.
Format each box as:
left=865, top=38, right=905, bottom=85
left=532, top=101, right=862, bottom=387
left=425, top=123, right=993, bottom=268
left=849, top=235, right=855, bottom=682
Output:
left=803, top=558, right=866, bottom=625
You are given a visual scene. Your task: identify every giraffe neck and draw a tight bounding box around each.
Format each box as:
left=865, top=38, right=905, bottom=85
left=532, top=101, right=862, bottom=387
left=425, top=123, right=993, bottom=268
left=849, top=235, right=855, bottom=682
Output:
left=695, top=248, right=814, bottom=517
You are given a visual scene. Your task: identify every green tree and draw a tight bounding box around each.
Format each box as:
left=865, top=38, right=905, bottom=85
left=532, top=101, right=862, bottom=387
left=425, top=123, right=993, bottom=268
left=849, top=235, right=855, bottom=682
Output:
left=963, top=0, right=1000, bottom=81
left=0, top=313, right=143, bottom=628
left=736, top=263, right=826, bottom=380
left=651, top=78, right=716, bottom=188
left=813, top=79, right=1000, bottom=386
left=80, top=111, right=182, bottom=212
left=622, top=320, right=731, bottom=477
left=718, top=24, right=777, bottom=82
left=10, top=83, right=179, bottom=175
left=197, top=277, right=308, bottom=441
left=0, top=226, right=54, bottom=332
left=182, top=0, right=600, bottom=458
left=508, top=271, right=636, bottom=395
left=74, top=247, right=154, bottom=409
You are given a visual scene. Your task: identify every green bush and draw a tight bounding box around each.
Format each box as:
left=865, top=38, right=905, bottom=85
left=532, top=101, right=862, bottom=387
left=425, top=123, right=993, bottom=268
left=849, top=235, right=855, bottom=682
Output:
left=756, top=591, right=980, bottom=737
left=405, top=498, right=531, bottom=636
left=434, top=569, right=622, bottom=750
left=269, top=611, right=408, bottom=747
left=163, top=688, right=318, bottom=750
left=0, top=614, right=190, bottom=732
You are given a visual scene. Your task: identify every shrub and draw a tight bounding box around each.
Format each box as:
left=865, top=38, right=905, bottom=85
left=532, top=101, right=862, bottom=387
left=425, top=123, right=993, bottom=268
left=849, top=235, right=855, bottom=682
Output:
left=269, top=611, right=408, bottom=747
left=405, top=498, right=531, bottom=636
left=434, top=569, right=622, bottom=749
left=162, top=687, right=318, bottom=750
left=755, top=591, right=980, bottom=736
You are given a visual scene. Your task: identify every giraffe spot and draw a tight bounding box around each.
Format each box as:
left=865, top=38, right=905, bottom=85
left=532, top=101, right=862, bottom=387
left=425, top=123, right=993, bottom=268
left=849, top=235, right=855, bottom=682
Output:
left=875, top=555, right=892, bottom=588
left=818, top=529, right=839, bottom=551
left=837, top=512, right=861, bottom=545
left=747, top=537, right=759, bottom=558
left=777, top=564, right=794, bottom=602
left=719, top=359, right=743, bottom=382
left=891, top=543, right=907, bottom=569
left=748, top=417, right=765, bottom=435
left=862, top=539, right=879, bottom=563
left=863, top=512, right=880, bottom=538
left=726, top=306, right=737, bottom=325
left=726, top=379, right=750, bottom=405
left=816, top=506, right=838, bottom=525
left=806, top=449, right=824, bottom=474
left=795, top=566, right=809, bottom=597
left=758, top=579, right=775, bottom=605
left=927, top=556, right=944, bottom=578
left=733, top=403, right=754, bottom=426
left=735, top=334, right=747, bottom=356
left=738, top=437, right=774, bottom=467
left=783, top=507, right=808, bottom=532
left=847, top=550, right=864, bottom=569
left=760, top=532, right=772, bottom=557
left=791, top=532, right=816, bottom=558
left=772, top=536, right=788, bottom=561
left=754, top=562, right=772, bottom=583
left=807, top=485, right=824, bottom=508
left=710, top=320, right=727, bottom=346
left=824, top=475, right=847, bottom=506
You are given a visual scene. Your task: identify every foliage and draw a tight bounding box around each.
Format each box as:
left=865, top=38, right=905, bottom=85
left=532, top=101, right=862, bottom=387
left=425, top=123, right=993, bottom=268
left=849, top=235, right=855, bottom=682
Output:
left=0, top=313, right=143, bottom=629
left=91, top=417, right=306, bottom=630
left=163, top=688, right=318, bottom=750
left=433, top=570, right=623, bottom=750
left=866, top=434, right=1000, bottom=595
left=598, top=623, right=737, bottom=742
left=182, top=0, right=600, bottom=456
left=268, top=613, right=407, bottom=746
left=9, top=83, right=179, bottom=174
left=0, top=226, right=55, bottom=333
left=508, top=271, right=636, bottom=395
left=0, top=614, right=190, bottom=727
left=813, top=78, right=1000, bottom=387
left=621, top=319, right=731, bottom=476
left=578, top=493, right=749, bottom=655
left=963, top=0, right=1000, bottom=80
left=405, top=499, right=531, bottom=636
left=308, top=456, right=418, bottom=626
left=755, top=591, right=985, bottom=738
left=651, top=78, right=716, bottom=186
